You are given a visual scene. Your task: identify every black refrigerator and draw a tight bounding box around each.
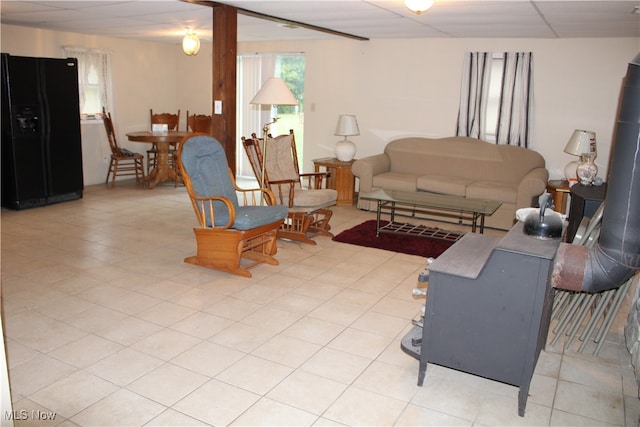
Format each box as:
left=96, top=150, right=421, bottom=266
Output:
left=1, top=53, right=84, bottom=210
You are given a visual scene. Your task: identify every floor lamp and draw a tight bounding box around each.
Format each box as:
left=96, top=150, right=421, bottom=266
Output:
left=250, top=77, right=298, bottom=195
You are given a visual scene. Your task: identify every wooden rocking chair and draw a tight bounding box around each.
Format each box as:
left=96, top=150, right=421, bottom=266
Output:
left=177, top=134, right=288, bottom=277
left=242, top=130, right=337, bottom=245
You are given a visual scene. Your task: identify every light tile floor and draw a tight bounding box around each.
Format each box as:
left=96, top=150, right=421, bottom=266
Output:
left=1, top=180, right=639, bottom=426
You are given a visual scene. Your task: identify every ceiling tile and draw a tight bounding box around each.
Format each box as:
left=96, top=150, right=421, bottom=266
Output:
left=1, top=0, right=638, bottom=43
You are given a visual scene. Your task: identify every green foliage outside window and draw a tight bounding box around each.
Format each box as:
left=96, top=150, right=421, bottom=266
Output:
left=278, top=56, right=305, bottom=114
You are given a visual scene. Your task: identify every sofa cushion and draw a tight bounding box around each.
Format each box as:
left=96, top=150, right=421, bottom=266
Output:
left=386, top=137, right=503, bottom=178
left=385, top=137, right=545, bottom=185
left=372, top=172, right=417, bottom=191
left=417, top=174, right=471, bottom=197
left=466, top=181, right=518, bottom=204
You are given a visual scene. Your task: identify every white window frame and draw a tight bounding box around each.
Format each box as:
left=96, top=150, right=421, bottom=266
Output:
left=484, top=53, right=505, bottom=143
left=62, top=47, right=113, bottom=122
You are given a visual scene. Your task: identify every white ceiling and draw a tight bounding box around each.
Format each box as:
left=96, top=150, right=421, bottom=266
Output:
left=1, top=0, right=639, bottom=44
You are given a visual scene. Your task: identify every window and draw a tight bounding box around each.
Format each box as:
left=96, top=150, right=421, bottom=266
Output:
left=457, top=52, right=533, bottom=147
left=81, top=65, right=101, bottom=115
left=62, top=47, right=113, bottom=119
left=236, top=53, right=305, bottom=178
left=484, top=54, right=504, bottom=143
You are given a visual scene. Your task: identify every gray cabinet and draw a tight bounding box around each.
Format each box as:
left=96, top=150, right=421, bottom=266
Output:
left=417, top=222, right=560, bottom=416
left=566, top=183, right=606, bottom=242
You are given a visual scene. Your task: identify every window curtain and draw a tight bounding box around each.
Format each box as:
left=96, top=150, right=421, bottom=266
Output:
left=456, top=52, right=492, bottom=140
left=62, top=47, right=113, bottom=114
left=236, top=54, right=278, bottom=177
left=496, top=52, right=534, bottom=147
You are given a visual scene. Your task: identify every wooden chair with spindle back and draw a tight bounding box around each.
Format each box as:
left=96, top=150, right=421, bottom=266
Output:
left=173, top=111, right=212, bottom=186
left=102, top=107, right=145, bottom=187
left=186, top=110, right=212, bottom=133
left=148, top=109, right=180, bottom=174
left=242, top=129, right=337, bottom=245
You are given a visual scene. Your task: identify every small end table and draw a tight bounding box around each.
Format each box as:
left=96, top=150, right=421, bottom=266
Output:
left=313, top=157, right=357, bottom=206
left=546, top=179, right=571, bottom=214
left=566, top=183, right=607, bottom=243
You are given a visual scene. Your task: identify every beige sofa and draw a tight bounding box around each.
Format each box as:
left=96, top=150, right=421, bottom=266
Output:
left=352, top=136, right=549, bottom=230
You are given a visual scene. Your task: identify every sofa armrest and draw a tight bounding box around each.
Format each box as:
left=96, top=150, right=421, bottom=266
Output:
left=516, top=167, right=549, bottom=208
left=352, top=154, right=390, bottom=193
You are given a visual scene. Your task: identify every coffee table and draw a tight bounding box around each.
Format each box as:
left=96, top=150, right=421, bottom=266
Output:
left=360, top=189, right=502, bottom=237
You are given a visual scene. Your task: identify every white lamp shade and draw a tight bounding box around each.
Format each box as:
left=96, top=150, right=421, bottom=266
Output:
left=250, top=78, right=298, bottom=106
left=335, top=115, right=360, bottom=137
left=182, top=31, right=200, bottom=56
left=564, top=129, right=597, bottom=157
left=404, top=0, right=434, bottom=14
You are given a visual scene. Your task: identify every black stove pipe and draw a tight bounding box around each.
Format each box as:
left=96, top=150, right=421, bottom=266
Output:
left=552, top=52, right=640, bottom=293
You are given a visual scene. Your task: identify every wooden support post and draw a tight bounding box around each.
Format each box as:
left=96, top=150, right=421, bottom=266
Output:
left=211, top=4, right=237, bottom=174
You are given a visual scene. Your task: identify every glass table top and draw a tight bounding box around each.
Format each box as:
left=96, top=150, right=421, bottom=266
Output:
left=360, top=189, right=502, bottom=215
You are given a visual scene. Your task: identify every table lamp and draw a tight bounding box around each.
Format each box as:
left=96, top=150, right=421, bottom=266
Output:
left=334, top=114, right=360, bottom=162
left=563, top=129, right=596, bottom=185
left=250, top=77, right=298, bottom=191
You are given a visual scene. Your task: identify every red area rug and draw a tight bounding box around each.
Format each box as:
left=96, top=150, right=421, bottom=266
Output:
left=332, top=220, right=462, bottom=258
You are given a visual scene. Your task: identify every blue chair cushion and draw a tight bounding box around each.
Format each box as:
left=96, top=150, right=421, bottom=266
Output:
left=181, top=135, right=287, bottom=230
left=234, top=205, right=288, bottom=230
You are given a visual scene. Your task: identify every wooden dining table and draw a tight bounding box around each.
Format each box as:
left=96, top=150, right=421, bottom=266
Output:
left=126, top=130, right=189, bottom=188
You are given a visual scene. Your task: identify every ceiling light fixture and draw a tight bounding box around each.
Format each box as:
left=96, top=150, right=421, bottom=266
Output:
left=182, top=29, right=200, bottom=56
left=404, top=0, right=434, bottom=14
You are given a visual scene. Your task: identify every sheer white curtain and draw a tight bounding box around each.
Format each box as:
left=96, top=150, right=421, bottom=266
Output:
left=236, top=54, right=277, bottom=177
left=456, top=52, right=493, bottom=140
left=496, top=52, right=534, bottom=147
left=62, top=47, right=113, bottom=115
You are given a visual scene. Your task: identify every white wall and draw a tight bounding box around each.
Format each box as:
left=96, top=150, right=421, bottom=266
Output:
left=238, top=38, right=639, bottom=180
left=1, top=24, right=205, bottom=185
left=2, top=23, right=638, bottom=185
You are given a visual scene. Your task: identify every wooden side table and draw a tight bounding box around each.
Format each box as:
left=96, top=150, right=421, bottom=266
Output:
left=313, top=157, right=357, bottom=206
left=546, top=179, right=571, bottom=214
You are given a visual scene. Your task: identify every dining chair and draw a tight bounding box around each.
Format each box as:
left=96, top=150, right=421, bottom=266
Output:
left=177, top=133, right=288, bottom=277
left=148, top=109, right=181, bottom=174
left=242, top=129, right=337, bottom=245
left=102, top=108, right=145, bottom=187
left=186, top=111, right=212, bottom=133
